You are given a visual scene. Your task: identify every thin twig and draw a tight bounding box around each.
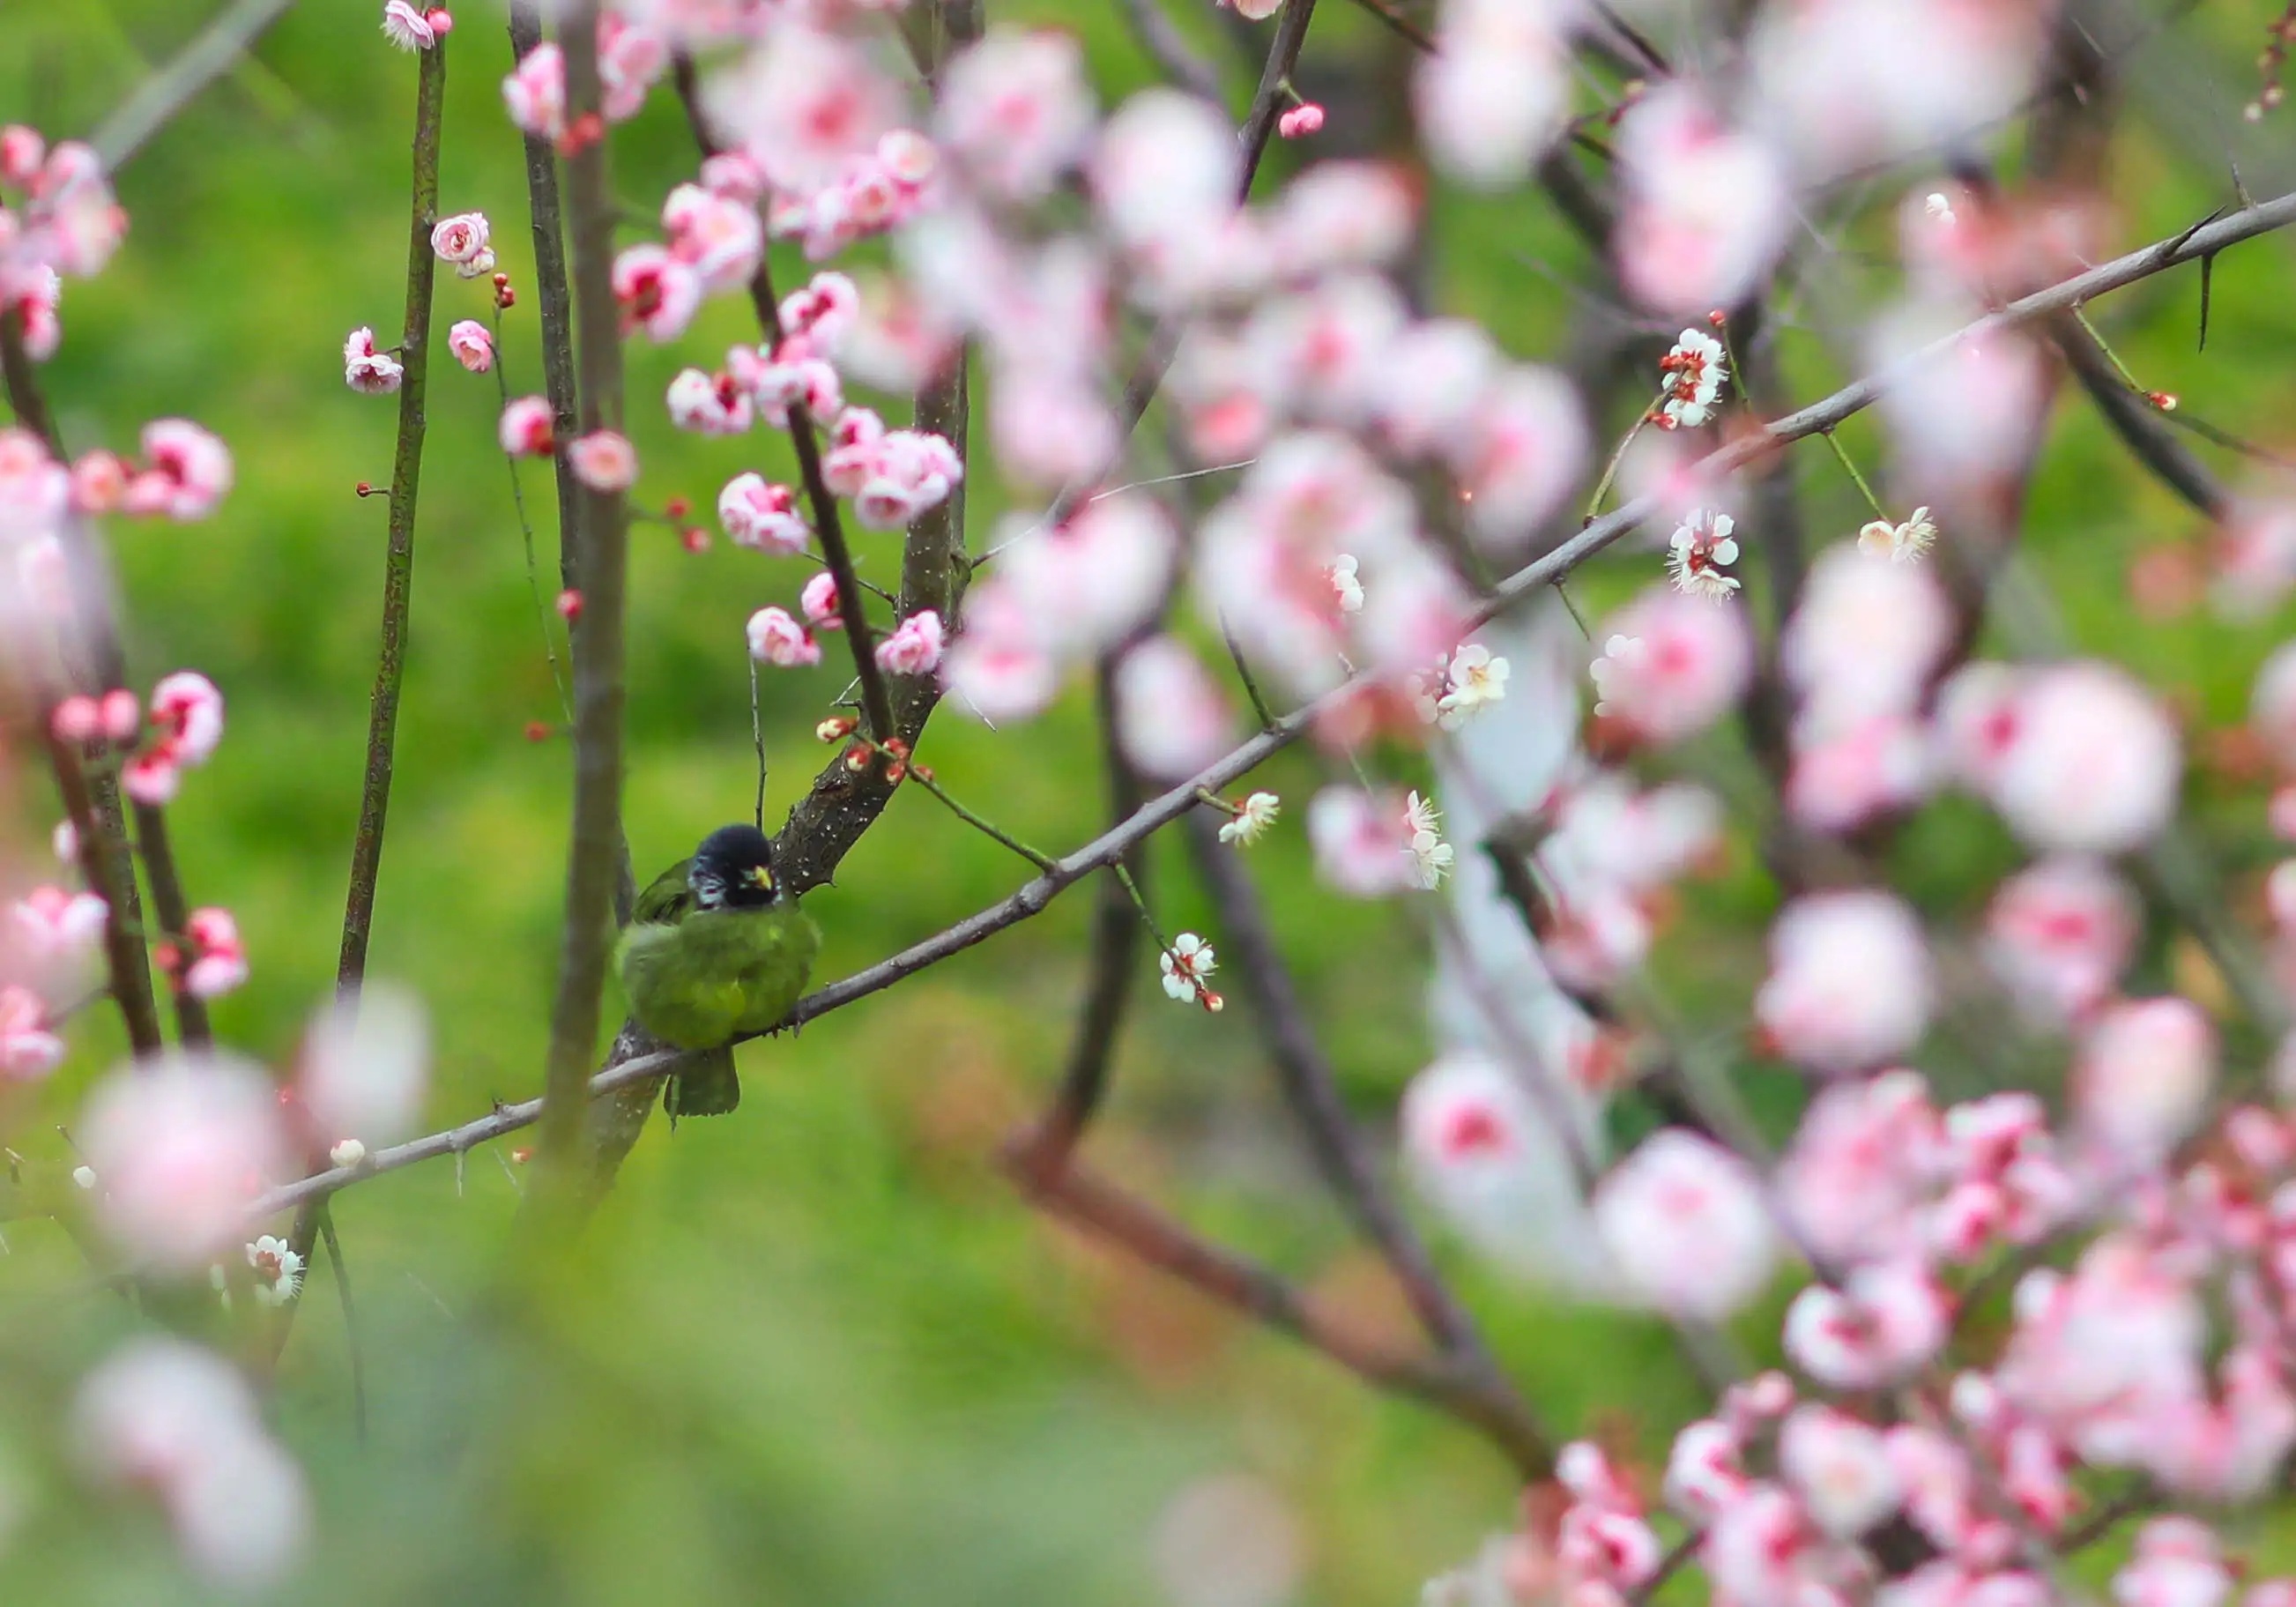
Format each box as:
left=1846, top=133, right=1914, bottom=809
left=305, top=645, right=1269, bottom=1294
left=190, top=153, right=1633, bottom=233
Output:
left=316, top=1211, right=368, bottom=1444
left=90, top=0, right=297, bottom=174
left=1114, top=0, right=1224, bottom=101
left=536, top=3, right=634, bottom=1179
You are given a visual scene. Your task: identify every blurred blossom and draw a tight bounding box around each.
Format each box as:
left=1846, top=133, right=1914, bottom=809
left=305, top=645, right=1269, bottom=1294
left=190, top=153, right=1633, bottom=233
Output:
left=73, top=1338, right=309, bottom=1589
left=940, top=584, right=1058, bottom=725
left=0, top=985, right=63, bottom=1080
left=300, top=981, right=430, bottom=1149
left=2074, top=997, right=2215, bottom=1167
left=1988, top=663, right=2180, bottom=855
left=1594, top=1129, right=1780, bottom=1321
left=1271, top=161, right=1415, bottom=278
left=1784, top=1260, right=1949, bottom=1388
left=706, top=26, right=899, bottom=195
left=1373, top=318, right=1496, bottom=463
left=1872, top=305, right=2050, bottom=490
left=1113, top=636, right=1231, bottom=782
left=1750, top=0, right=2051, bottom=182
left=1148, top=1472, right=1303, bottom=1607
left=1414, top=0, right=1568, bottom=190
left=2253, top=640, right=2296, bottom=771
left=1403, top=1053, right=1605, bottom=1284
left=1615, top=86, right=1791, bottom=320
left=1307, top=785, right=1429, bottom=898
left=935, top=29, right=1095, bottom=205
left=1787, top=713, right=1933, bottom=835
left=77, top=1052, right=291, bottom=1271
left=1783, top=543, right=1952, bottom=734
left=1982, top=858, right=2138, bottom=1024
left=999, top=492, right=1173, bottom=664
left=1242, top=272, right=1406, bottom=433
left=1777, top=1071, right=1944, bottom=1268
left=2213, top=498, right=2296, bottom=620
left=1780, top=1404, right=1902, bottom=1539
left=1092, top=88, right=1238, bottom=280
left=874, top=609, right=945, bottom=676
left=1757, top=890, right=1931, bottom=1073
left=1456, top=364, right=1587, bottom=554
left=1587, top=583, right=1754, bottom=746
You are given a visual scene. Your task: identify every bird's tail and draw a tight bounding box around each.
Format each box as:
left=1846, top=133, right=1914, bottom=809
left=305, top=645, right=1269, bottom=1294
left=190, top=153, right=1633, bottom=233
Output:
left=665, top=1045, right=741, bottom=1124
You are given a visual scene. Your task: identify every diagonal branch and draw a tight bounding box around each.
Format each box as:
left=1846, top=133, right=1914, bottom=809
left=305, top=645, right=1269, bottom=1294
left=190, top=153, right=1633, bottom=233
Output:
left=90, top=0, right=298, bottom=175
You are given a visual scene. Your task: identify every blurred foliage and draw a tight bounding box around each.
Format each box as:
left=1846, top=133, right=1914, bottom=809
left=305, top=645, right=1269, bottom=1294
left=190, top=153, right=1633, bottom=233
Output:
left=0, top=0, right=2293, bottom=1602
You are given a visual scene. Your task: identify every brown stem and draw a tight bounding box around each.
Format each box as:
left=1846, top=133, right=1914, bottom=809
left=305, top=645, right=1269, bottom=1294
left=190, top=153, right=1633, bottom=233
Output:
left=510, top=3, right=585, bottom=593
left=1016, top=662, right=1148, bottom=1169
left=535, top=3, right=633, bottom=1176
left=131, top=805, right=207, bottom=1045
left=2, top=312, right=165, bottom=1057
left=1186, top=810, right=1551, bottom=1469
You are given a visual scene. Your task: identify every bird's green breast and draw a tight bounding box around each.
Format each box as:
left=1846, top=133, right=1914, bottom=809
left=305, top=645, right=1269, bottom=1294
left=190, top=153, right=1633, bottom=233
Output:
left=614, top=905, right=821, bottom=1051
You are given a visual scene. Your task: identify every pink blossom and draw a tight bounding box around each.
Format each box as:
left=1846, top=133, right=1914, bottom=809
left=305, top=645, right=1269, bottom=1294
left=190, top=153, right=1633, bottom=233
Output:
left=1272, top=160, right=1415, bottom=276
left=1997, top=1235, right=2206, bottom=1467
left=613, top=244, right=702, bottom=342
left=0, top=985, right=63, bottom=1080
left=704, top=26, right=901, bottom=194
left=1276, top=102, right=1324, bottom=139
left=1615, top=85, right=1792, bottom=319
left=1373, top=318, right=1496, bottom=462
left=131, top=419, right=232, bottom=520
left=497, top=395, right=555, bottom=458
left=1700, top=1484, right=1830, bottom=1606
left=0, top=123, right=43, bottom=185
left=717, top=472, right=807, bottom=554
left=1784, top=543, right=1954, bottom=732
left=73, top=1337, right=311, bottom=1588
left=1399, top=1053, right=1586, bottom=1278
left=1757, top=891, right=1931, bottom=1073
left=1935, top=662, right=2025, bottom=794
left=1111, top=635, right=1230, bottom=781
left=1665, top=1419, right=1751, bottom=1522
left=298, top=982, right=427, bottom=1149
left=1306, top=786, right=1424, bottom=899
left=2113, top=1517, right=2233, bottom=1607
left=77, top=1052, right=291, bottom=1270
left=2212, top=500, right=2296, bottom=621
left=10, top=883, right=108, bottom=963
left=4, top=260, right=61, bottom=360
left=2075, top=997, right=2215, bottom=1165
left=1586, top=584, right=1754, bottom=745
left=1780, top=1405, right=1901, bottom=1538
left=1413, top=0, right=1567, bottom=189
left=567, top=430, right=637, bottom=493
left=428, top=210, right=492, bottom=276
left=780, top=271, right=861, bottom=355
left=380, top=2, right=441, bottom=51
left=875, top=610, right=946, bottom=678
left=502, top=41, right=566, bottom=140
left=1983, top=857, right=2138, bottom=1023
left=1092, top=89, right=1238, bottom=262
left=1454, top=363, right=1587, bottom=553
left=746, top=606, right=820, bottom=668
left=940, top=585, right=1057, bottom=725
left=666, top=368, right=752, bottom=435
left=151, top=670, right=225, bottom=765
left=1594, top=1129, right=1780, bottom=1321
left=748, top=352, right=844, bottom=432
left=699, top=149, right=767, bottom=202
left=997, top=493, right=1173, bottom=664
left=181, top=907, right=248, bottom=1000
left=1787, top=714, right=1934, bottom=834
left=1784, top=1261, right=1950, bottom=1388
left=851, top=428, right=962, bottom=530
left=799, top=571, right=840, bottom=629
left=660, top=182, right=761, bottom=291
left=937, top=29, right=1095, bottom=203
left=1777, top=1070, right=1945, bottom=1268
left=1872, top=307, right=2049, bottom=487
left=444, top=319, right=494, bottom=374
left=69, top=448, right=127, bottom=513
left=1991, top=662, right=2181, bottom=855
left=344, top=326, right=404, bottom=395
left=597, top=11, right=668, bottom=123
left=0, top=426, right=68, bottom=539
left=20, top=141, right=125, bottom=277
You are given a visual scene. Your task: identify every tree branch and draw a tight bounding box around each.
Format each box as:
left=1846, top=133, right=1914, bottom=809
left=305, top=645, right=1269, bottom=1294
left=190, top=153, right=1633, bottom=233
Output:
left=510, top=3, right=584, bottom=594
left=535, top=4, right=633, bottom=1175
left=90, top=0, right=298, bottom=175
left=1185, top=810, right=1552, bottom=1470
left=1113, top=0, right=1224, bottom=102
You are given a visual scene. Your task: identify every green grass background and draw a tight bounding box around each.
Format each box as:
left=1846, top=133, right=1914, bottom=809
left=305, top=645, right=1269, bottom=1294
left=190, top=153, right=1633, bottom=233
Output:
left=0, top=1, right=2293, bottom=1602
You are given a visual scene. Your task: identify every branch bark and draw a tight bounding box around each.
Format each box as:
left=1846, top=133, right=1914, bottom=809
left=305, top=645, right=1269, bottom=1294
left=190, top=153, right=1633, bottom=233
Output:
left=535, top=4, right=633, bottom=1178
left=509, top=3, right=584, bottom=593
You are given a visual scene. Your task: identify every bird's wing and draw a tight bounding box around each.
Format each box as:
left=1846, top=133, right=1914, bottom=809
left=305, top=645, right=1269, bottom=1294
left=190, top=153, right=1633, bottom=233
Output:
left=632, top=856, right=695, bottom=926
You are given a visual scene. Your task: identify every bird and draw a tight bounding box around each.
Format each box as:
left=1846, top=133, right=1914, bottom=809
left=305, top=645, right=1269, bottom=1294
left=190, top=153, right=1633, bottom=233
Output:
left=614, top=823, right=821, bottom=1120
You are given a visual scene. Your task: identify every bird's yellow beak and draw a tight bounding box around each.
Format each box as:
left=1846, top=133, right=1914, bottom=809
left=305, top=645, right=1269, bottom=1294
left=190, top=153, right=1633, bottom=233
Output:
left=746, top=865, right=775, bottom=892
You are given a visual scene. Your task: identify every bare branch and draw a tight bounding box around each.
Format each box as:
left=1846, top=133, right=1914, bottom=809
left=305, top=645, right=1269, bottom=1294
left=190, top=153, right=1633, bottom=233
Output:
left=1115, top=0, right=1225, bottom=102
left=510, top=4, right=585, bottom=595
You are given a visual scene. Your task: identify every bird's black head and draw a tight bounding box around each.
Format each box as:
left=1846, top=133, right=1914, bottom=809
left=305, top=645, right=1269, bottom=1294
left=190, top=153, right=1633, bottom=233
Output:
left=688, top=824, right=780, bottom=910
